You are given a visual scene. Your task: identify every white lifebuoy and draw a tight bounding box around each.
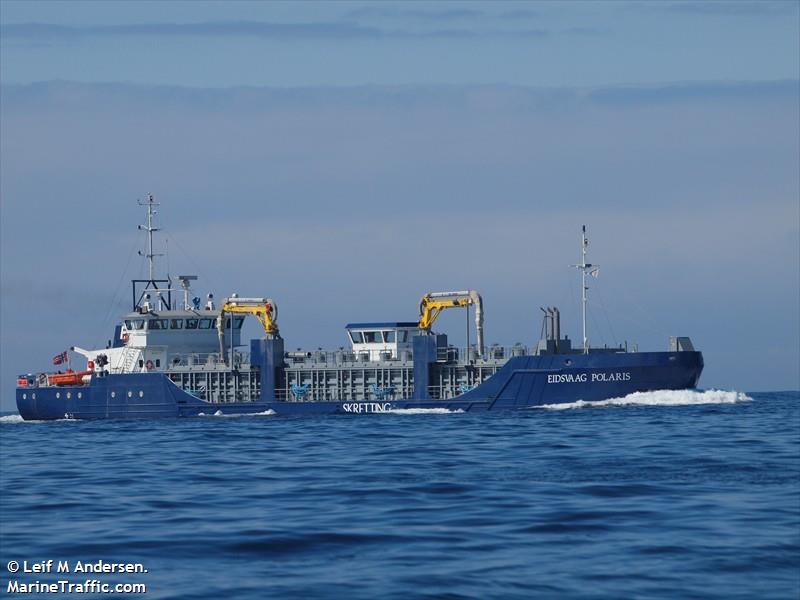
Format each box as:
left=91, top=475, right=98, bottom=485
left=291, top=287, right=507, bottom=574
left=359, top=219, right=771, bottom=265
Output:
left=145, top=360, right=155, bottom=371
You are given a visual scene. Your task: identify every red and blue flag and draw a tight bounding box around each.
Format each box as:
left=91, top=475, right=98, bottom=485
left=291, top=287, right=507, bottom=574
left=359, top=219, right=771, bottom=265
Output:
left=52, top=351, right=68, bottom=365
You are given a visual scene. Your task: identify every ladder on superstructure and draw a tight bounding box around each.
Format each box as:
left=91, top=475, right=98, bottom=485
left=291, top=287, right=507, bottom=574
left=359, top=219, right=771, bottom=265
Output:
left=119, top=347, right=140, bottom=373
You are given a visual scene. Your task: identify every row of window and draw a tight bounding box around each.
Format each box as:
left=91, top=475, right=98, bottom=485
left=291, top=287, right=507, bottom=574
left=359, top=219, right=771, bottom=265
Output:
left=349, top=330, right=416, bottom=344
left=21, top=391, right=146, bottom=400
left=21, top=392, right=83, bottom=400
left=124, top=317, right=245, bottom=332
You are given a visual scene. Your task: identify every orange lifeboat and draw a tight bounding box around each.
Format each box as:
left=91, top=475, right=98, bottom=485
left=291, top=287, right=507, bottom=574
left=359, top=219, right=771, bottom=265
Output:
left=47, top=370, right=92, bottom=387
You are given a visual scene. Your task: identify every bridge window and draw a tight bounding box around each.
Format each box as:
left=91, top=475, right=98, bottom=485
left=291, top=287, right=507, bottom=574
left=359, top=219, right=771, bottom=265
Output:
left=384, top=331, right=396, bottom=343
left=349, top=331, right=363, bottom=344
left=148, top=319, right=168, bottom=330
left=198, top=318, right=214, bottom=329
left=224, top=317, right=245, bottom=329
left=186, top=318, right=199, bottom=330
left=124, top=320, right=133, bottom=329
left=170, top=319, right=184, bottom=329
left=132, top=319, right=145, bottom=330
left=363, top=331, right=381, bottom=343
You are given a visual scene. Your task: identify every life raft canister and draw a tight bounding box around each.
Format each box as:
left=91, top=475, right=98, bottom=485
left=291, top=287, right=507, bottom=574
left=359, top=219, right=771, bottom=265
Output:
left=145, top=360, right=155, bottom=371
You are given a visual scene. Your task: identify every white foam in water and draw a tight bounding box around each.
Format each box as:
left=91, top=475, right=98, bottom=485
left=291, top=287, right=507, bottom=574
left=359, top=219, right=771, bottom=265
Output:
left=537, top=389, right=752, bottom=410
left=0, top=414, right=25, bottom=423
left=387, top=408, right=465, bottom=415
left=0, top=414, right=80, bottom=424
left=197, top=409, right=276, bottom=418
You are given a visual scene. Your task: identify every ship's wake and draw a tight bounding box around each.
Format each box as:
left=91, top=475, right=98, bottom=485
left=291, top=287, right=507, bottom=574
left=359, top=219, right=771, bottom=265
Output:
left=0, top=414, right=26, bottom=423
left=0, top=414, right=81, bottom=424
left=197, top=409, right=277, bottom=418
left=387, top=408, right=465, bottom=415
left=537, top=389, right=752, bottom=410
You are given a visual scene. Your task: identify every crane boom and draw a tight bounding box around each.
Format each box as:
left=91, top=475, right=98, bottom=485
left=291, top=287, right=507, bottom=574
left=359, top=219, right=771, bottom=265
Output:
left=418, top=290, right=484, bottom=356
left=217, top=297, right=279, bottom=364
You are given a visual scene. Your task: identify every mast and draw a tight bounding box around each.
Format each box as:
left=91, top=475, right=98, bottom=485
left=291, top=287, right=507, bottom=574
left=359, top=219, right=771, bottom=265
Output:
left=131, top=195, right=173, bottom=311
left=572, top=225, right=598, bottom=354
left=138, top=194, right=163, bottom=281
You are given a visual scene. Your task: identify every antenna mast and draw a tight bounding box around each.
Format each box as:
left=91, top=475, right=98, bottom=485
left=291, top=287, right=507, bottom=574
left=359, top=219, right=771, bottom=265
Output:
left=572, top=225, right=599, bottom=354
left=138, top=194, right=163, bottom=281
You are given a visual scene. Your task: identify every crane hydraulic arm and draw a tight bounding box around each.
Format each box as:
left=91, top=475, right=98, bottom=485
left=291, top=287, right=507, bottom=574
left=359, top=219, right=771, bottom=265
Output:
left=418, top=290, right=484, bottom=356
left=217, top=297, right=279, bottom=364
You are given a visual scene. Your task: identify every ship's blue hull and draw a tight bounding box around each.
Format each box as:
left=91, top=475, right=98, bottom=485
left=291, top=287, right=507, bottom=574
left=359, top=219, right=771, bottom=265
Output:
left=16, top=351, right=703, bottom=420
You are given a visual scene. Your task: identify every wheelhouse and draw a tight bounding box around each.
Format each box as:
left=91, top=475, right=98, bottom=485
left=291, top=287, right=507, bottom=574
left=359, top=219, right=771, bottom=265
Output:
left=345, top=322, right=421, bottom=360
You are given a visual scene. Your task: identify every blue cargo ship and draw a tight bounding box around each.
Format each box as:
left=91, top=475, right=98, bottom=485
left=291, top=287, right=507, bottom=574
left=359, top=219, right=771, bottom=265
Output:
left=16, top=196, right=703, bottom=420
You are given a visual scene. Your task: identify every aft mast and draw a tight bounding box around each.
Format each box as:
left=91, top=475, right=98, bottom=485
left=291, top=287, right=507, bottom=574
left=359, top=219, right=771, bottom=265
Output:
left=573, top=225, right=599, bottom=354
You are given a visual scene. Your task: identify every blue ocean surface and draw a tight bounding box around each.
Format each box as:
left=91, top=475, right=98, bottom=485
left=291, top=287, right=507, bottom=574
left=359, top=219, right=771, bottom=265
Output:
left=1, top=390, right=798, bottom=599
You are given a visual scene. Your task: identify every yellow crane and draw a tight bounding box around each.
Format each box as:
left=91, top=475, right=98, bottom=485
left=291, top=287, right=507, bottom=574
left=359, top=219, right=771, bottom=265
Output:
left=418, top=290, right=484, bottom=355
left=217, top=296, right=279, bottom=364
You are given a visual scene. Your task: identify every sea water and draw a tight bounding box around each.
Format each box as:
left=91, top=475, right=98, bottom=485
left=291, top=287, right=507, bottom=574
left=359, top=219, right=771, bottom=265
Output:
left=1, top=390, right=798, bottom=599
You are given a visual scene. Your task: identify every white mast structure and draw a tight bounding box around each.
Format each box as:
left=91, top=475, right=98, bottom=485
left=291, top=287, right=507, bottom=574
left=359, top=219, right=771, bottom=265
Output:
left=138, top=194, right=163, bottom=282
left=573, top=225, right=599, bottom=354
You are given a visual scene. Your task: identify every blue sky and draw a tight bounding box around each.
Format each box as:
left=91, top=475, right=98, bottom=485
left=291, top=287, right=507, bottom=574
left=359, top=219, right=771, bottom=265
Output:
left=1, top=1, right=798, bottom=409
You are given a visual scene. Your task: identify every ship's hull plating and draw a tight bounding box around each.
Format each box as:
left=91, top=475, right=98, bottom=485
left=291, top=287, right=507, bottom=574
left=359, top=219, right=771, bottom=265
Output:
left=16, top=351, right=703, bottom=420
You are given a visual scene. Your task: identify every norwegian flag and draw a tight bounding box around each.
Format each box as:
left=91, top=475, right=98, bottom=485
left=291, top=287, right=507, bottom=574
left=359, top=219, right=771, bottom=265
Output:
left=52, top=351, right=68, bottom=365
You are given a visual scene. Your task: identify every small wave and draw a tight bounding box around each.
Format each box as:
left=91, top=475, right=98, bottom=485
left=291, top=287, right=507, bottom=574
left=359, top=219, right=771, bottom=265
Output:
left=538, top=389, right=752, bottom=410
left=197, top=409, right=276, bottom=418
left=0, top=414, right=77, bottom=424
left=0, top=414, right=25, bottom=423
left=386, top=408, right=465, bottom=415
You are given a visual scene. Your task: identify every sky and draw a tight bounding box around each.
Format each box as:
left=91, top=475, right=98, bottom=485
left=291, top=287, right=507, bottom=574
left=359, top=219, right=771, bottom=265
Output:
left=1, top=0, right=798, bottom=409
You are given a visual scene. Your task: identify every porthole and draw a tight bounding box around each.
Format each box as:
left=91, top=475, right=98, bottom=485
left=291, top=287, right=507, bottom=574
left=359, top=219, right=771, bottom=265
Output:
left=127, top=391, right=133, bottom=398
left=77, top=392, right=82, bottom=399
left=111, top=391, right=116, bottom=398
left=565, top=359, right=572, bottom=365
left=139, top=391, right=144, bottom=398
left=22, top=393, right=27, bottom=400
left=66, top=392, right=71, bottom=399
left=56, top=392, right=61, bottom=399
